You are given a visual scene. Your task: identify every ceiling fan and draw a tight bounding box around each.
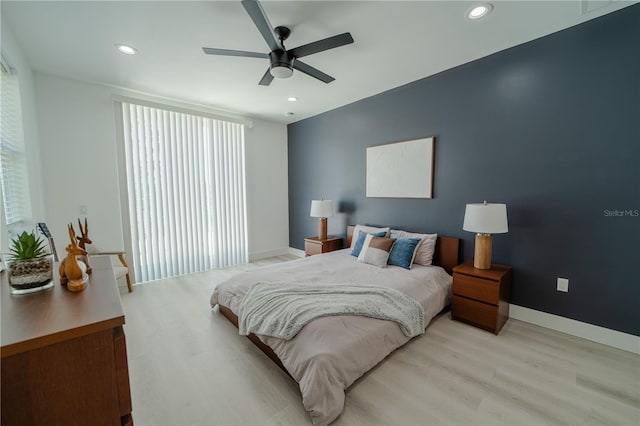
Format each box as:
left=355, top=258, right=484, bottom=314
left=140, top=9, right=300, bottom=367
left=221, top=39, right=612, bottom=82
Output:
left=202, top=0, right=354, bottom=86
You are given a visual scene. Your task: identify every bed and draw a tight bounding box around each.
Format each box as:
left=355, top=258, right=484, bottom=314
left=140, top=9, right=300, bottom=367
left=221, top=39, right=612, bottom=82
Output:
left=210, top=225, right=459, bottom=425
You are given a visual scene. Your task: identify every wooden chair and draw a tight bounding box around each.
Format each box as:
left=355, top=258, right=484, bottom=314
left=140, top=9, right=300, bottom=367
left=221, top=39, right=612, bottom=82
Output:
left=73, top=219, right=133, bottom=293
left=89, top=251, right=133, bottom=292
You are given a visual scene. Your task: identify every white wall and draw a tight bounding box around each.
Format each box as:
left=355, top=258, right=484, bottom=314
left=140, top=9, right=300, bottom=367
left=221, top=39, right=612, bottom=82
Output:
left=33, top=73, right=288, bottom=264
left=245, top=120, right=289, bottom=260
left=0, top=17, right=46, bottom=251
left=34, top=73, right=123, bottom=252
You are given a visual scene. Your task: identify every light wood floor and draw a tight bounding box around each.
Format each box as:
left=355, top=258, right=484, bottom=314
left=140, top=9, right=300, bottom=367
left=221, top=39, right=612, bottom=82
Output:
left=119, top=256, right=639, bottom=426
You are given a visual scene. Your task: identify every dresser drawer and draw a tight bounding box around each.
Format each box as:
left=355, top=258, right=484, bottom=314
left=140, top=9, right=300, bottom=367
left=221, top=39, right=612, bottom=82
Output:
left=451, top=295, right=498, bottom=332
left=453, top=273, right=499, bottom=305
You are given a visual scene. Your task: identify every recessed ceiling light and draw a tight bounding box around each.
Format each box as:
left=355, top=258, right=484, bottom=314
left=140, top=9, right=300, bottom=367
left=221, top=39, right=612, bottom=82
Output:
left=467, top=3, right=493, bottom=20
left=115, top=44, right=138, bottom=55
left=287, top=97, right=298, bottom=102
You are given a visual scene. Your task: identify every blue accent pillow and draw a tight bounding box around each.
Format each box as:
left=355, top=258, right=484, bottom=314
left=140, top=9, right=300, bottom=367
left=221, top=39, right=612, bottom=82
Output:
left=351, top=231, right=387, bottom=257
left=387, top=237, right=422, bottom=269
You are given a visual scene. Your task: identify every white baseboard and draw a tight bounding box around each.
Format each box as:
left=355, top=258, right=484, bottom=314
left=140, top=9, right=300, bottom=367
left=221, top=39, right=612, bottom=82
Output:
left=248, top=247, right=290, bottom=261
left=249, top=247, right=305, bottom=261
left=288, top=247, right=305, bottom=257
left=510, top=304, right=639, bottom=355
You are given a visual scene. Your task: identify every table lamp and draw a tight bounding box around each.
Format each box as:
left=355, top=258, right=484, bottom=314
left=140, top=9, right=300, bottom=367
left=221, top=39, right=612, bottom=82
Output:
left=310, top=200, right=333, bottom=240
left=463, top=201, right=508, bottom=269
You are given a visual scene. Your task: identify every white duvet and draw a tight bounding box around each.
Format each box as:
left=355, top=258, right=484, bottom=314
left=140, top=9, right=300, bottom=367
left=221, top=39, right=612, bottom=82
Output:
left=210, top=249, right=452, bottom=425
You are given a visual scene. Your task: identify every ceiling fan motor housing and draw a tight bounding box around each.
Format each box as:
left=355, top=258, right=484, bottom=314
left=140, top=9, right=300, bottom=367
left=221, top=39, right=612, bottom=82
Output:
left=269, top=50, right=294, bottom=78
left=274, top=26, right=291, bottom=42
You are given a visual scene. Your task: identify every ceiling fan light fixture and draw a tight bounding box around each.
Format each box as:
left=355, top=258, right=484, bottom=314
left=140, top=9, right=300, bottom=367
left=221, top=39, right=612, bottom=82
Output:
left=268, top=50, right=294, bottom=79
left=467, top=3, right=493, bottom=20
left=270, top=64, right=294, bottom=79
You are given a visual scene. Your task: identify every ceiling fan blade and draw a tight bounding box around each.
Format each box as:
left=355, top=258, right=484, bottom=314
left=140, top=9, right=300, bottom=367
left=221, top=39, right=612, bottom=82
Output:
left=202, top=47, right=268, bottom=59
left=241, top=0, right=281, bottom=52
left=289, top=33, right=354, bottom=59
left=293, top=60, right=335, bottom=84
left=258, top=68, right=274, bottom=86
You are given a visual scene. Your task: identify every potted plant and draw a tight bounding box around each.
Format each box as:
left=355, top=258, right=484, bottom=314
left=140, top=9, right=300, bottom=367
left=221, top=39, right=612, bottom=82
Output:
left=6, top=231, right=54, bottom=294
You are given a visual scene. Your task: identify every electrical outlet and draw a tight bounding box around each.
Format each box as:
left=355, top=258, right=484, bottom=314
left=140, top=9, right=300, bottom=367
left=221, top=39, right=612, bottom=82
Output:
left=557, top=277, right=569, bottom=292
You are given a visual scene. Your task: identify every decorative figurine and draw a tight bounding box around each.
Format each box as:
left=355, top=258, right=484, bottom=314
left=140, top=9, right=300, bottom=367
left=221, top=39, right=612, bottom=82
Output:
left=59, top=224, right=89, bottom=291
left=75, top=217, right=92, bottom=275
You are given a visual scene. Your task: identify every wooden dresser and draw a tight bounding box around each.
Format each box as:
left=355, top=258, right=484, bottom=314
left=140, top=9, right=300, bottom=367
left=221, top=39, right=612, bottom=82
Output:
left=451, top=261, right=512, bottom=335
left=1, top=256, right=133, bottom=426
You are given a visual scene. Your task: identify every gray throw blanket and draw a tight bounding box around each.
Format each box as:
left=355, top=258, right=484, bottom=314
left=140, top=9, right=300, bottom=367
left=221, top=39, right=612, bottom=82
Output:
left=237, top=282, right=425, bottom=340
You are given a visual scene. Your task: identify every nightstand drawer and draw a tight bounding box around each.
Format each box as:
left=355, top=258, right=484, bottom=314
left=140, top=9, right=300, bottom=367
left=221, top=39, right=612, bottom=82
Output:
left=305, top=241, right=322, bottom=256
left=453, top=273, right=499, bottom=305
left=304, top=237, right=342, bottom=257
left=451, top=295, right=498, bottom=332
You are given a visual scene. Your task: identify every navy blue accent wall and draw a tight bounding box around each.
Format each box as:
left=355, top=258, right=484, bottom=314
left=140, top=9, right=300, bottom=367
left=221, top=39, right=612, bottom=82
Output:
left=287, top=6, right=639, bottom=335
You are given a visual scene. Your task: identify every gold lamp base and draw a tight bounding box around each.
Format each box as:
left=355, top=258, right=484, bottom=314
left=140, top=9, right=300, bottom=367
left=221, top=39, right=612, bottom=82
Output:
left=473, top=234, right=493, bottom=269
left=318, top=217, right=328, bottom=241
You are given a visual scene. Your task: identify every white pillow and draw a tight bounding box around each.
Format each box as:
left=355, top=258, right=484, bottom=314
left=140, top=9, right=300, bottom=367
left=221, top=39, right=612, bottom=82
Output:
left=350, top=224, right=390, bottom=248
left=390, top=229, right=438, bottom=266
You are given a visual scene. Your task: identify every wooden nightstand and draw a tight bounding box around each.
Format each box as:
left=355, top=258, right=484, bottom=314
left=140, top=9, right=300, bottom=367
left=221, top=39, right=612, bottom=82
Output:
left=451, top=261, right=512, bottom=335
left=304, top=236, right=343, bottom=257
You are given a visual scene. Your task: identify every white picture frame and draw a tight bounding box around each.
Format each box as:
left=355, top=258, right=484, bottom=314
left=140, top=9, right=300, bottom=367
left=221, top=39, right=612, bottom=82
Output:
left=366, top=137, right=435, bottom=199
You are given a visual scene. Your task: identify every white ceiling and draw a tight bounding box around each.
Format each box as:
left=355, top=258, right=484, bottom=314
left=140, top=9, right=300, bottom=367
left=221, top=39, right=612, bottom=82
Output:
left=2, top=1, right=636, bottom=124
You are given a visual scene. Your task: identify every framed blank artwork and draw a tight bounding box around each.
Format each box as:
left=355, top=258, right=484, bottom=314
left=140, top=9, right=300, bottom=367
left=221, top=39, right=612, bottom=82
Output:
left=366, top=137, right=435, bottom=199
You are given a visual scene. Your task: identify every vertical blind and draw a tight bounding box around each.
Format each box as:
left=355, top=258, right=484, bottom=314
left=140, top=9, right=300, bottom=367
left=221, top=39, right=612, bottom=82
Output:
left=121, top=102, right=248, bottom=282
left=0, top=60, right=31, bottom=225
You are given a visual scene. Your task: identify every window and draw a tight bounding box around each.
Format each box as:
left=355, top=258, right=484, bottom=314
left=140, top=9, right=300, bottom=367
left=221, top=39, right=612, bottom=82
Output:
left=120, top=101, right=248, bottom=282
left=0, top=57, right=31, bottom=226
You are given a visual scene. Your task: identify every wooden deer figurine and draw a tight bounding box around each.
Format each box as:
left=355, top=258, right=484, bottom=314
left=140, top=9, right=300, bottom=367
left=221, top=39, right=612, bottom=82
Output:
left=59, top=224, right=89, bottom=292
left=75, top=217, right=92, bottom=275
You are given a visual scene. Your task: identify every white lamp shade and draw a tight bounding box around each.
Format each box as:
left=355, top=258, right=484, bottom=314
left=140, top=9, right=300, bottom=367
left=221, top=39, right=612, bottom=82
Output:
left=463, top=203, right=508, bottom=234
left=310, top=200, right=334, bottom=218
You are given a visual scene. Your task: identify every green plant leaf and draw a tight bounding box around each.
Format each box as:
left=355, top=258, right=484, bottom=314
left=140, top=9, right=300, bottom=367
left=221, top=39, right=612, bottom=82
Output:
left=9, top=231, right=48, bottom=260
